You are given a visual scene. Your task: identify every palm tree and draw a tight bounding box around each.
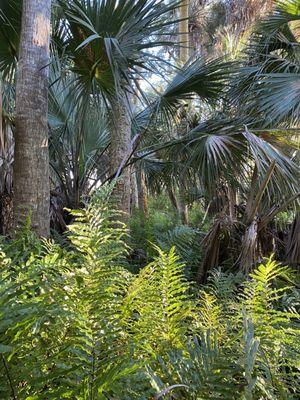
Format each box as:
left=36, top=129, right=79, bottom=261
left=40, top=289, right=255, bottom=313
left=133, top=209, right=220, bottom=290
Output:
left=230, top=0, right=300, bottom=267
left=0, top=0, right=233, bottom=231
left=177, top=0, right=190, bottom=225
left=56, top=0, right=181, bottom=218
left=131, top=0, right=299, bottom=276
left=48, top=66, right=110, bottom=231
left=13, top=0, right=52, bottom=236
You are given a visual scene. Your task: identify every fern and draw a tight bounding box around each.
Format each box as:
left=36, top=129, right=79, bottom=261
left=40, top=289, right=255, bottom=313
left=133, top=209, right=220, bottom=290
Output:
left=0, top=189, right=133, bottom=399
left=0, top=188, right=195, bottom=399
left=122, top=246, right=193, bottom=356
left=148, top=332, right=245, bottom=399
left=157, top=226, right=204, bottom=278
left=241, top=258, right=300, bottom=399
left=149, top=258, right=300, bottom=400
left=0, top=188, right=299, bottom=399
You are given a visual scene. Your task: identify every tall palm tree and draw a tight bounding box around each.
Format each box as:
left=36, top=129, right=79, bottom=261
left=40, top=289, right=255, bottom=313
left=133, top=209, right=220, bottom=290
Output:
left=129, top=0, right=299, bottom=275
left=13, top=0, right=52, bottom=236
left=57, top=0, right=181, bottom=218
left=177, top=0, right=190, bottom=225
left=231, top=0, right=300, bottom=267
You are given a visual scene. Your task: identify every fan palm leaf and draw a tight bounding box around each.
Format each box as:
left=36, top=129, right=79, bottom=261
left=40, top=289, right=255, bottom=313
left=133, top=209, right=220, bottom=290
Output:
left=231, top=0, right=300, bottom=126
left=49, top=69, right=109, bottom=208
left=0, top=0, right=21, bottom=80
left=57, top=0, right=181, bottom=100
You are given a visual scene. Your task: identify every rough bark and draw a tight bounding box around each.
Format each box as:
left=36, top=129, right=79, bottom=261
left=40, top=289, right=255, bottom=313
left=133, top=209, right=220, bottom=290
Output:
left=109, top=92, right=132, bottom=219
left=13, top=0, right=51, bottom=237
left=177, top=1, right=189, bottom=225
left=179, top=0, right=189, bottom=62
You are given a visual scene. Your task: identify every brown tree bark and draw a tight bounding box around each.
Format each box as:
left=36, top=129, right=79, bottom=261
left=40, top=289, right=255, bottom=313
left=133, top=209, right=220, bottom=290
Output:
left=130, top=169, right=138, bottom=212
left=136, top=167, right=149, bottom=218
left=13, top=0, right=51, bottom=237
left=177, top=1, right=189, bottom=225
left=109, top=92, right=132, bottom=219
left=179, top=0, right=189, bottom=62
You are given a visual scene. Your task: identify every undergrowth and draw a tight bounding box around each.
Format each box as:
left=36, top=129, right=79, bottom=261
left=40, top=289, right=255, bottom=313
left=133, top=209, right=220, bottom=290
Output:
left=0, top=188, right=299, bottom=399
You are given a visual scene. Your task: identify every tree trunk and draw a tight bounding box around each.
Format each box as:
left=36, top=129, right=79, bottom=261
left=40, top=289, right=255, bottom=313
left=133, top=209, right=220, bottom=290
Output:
left=109, top=92, right=132, bottom=219
left=167, top=186, right=179, bottom=211
left=177, top=1, right=189, bottom=225
left=286, top=214, right=300, bottom=268
left=13, top=0, right=51, bottom=237
left=136, top=167, right=149, bottom=218
left=130, top=169, right=138, bottom=212
left=178, top=176, right=188, bottom=225
left=179, top=0, right=189, bottom=62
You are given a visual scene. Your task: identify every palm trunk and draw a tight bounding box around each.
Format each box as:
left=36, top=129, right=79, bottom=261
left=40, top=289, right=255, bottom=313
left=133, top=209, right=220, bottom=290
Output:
left=13, top=0, right=51, bottom=237
left=179, top=0, right=189, bottom=62
left=109, top=92, right=132, bottom=219
left=177, top=1, right=189, bottom=225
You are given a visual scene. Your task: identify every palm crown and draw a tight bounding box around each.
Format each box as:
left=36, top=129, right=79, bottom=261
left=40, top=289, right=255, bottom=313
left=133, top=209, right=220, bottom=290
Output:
left=57, top=0, right=180, bottom=99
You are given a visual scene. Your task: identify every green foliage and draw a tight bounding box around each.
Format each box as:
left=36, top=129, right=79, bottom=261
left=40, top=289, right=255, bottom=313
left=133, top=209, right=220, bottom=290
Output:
left=130, top=194, right=178, bottom=261
left=0, top=190, right=299, bottom=399
left=157, top=226, right=204, bottom=279
left=231, top=0, right=300, bottom=126
left=57, top=0, right=181, bottom=99
left=130, top=195, right=205, bottom=274
left=0, top=189, right=193, bottom=399
left=150, top=258, right=300, bottom=399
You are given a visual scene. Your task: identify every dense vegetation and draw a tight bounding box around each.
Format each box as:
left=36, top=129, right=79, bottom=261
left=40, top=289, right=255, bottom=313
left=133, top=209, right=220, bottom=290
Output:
left=0, top=188, right=299, bottom=399
left=0, top=0, right=299, bottom=398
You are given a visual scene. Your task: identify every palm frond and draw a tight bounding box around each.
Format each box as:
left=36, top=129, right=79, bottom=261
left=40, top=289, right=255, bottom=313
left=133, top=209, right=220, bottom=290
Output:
left=57, top=0, right=181, bottom=98
left=0, top=0, right=21, bottom=80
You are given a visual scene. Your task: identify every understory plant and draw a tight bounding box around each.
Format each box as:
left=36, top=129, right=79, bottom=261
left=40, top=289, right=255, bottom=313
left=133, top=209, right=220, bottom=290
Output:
left=0, top=188, right=299, bottom=399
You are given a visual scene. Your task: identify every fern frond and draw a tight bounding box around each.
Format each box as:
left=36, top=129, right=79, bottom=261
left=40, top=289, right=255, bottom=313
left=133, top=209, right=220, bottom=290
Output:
left=122, top=246, right=193, bottom=356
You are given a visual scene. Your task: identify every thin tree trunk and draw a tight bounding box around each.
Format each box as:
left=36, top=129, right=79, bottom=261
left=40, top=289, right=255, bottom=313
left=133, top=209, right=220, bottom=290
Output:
left=0, top=79, right=13, bottom=234
left=167, top=186, right=179, bottom=211
left=179, top=0, right=189, bottom=62
left=109, top=92, right=132, bottom=219
left=178, top=176, right=188, bottom=225
left=130, top=169, right=138, bottom=212
left=177, top=1, right=189, bottom=225
left=13, top=0, right=51, bottom=237
left=227, top=185, right=236, bottom=220
left=0, top=75, right=2, bottom=153
left=136, top=167, right=148, bottom=218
